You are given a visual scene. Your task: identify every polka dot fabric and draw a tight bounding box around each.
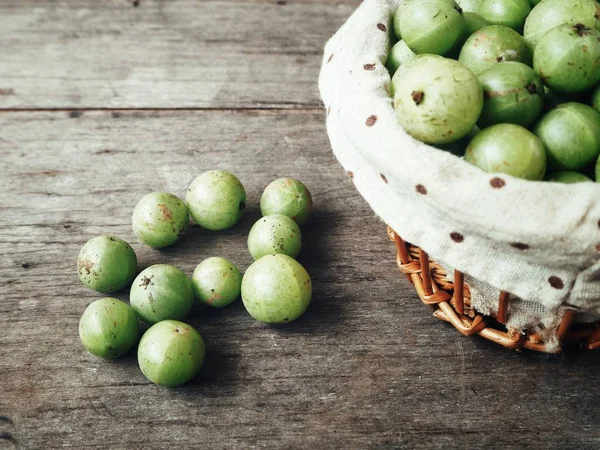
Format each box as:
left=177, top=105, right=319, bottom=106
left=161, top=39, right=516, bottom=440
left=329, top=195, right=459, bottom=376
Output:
left=319, top=0, right=600, bottom=331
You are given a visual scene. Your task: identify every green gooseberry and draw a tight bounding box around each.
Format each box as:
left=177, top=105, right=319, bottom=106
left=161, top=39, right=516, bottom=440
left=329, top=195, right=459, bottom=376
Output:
left=386, top=40, right=416, bottom=76
left=137, top=320, right=205, bottom=387
left=524, top=0, right=600, bottom=49
left=533, top=24, right=600, bottom=95
left=399, top=0, right=466, bottom=56
left=191, top=257, right=242, bottom=308
left=132, top=192, right=189, bottom=248
left=248, top=214, right=302, bottom=261
left=479, top=0, right=531, bottom=31
left=130, top=264, right=194, bottom=324
left=393, top=55, right=483, bottom=144
left=596, top=154, right=600, bottom=181
left=459, top=25, right=532, bottom=75
left=464, top=12, right=491, bottom=36
left=79, top=297, right=139, bottom=359
left=592, top=84, right=600, bottom=112
left=533, top=102, right=600, bottom=170
left=392, top=0, right=455, bottom=39
left=465, top=123, right=547, bottom=180
left=241, top=254, right=312, bottom=324
left=185, top=170, right=246, bottom=231
left=528, top=0, right=542, bottom=6
left=477, top=61, right=544, bottom=128
left=77, top=236, right=138, bottom=293
left=260, top=177, right=312, bottom=226
left=545, top=171, right=593, bottom=183
left=457, top=0, right=485, bottom=13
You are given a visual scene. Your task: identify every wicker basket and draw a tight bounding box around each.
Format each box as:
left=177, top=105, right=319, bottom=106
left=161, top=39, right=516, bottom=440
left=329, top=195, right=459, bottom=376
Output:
left=319, top=0, right=600, bottom=353
left=388, top=227, right=600, bottom=353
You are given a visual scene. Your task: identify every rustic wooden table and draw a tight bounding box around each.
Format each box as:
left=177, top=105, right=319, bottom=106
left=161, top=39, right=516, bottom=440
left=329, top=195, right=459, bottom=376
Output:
left=2, top=1, right=600, bottom=449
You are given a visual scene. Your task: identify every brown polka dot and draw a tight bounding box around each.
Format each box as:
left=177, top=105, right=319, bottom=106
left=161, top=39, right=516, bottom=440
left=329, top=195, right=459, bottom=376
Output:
left=327, top=53, right=334, bottom=63
left=597, top=219, right=600, bottom=228
left=490, top=177, right=506, bottom=189
left=377, top=23, right=387, bottom=32
left=363, top=63, right=376, bottom=71
left=366, top=115, right=378, bottom=126
left=380, top=173, right=388, bottom=183
left=347, top=171, right=354, bottom=179
left=450, top=232, right=464, bottom=243
left=548, top=276, right=564, bottom=290
left=595, top=243, right=600, bottom=252
left=511, top=242, right=529, bottom=250
left=415, top=184, right=427, bottom=195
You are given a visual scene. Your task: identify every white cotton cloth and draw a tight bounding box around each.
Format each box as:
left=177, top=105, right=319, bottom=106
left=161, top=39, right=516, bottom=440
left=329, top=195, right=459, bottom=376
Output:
left=318, top=0, right=600, bottom=331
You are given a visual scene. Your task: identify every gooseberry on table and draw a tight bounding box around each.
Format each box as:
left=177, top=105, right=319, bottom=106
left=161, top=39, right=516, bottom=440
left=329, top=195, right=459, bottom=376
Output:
left=132, top=192, right=189, bottom=248
left=77, top=236, right=138, bottom=293
left=185, top=170, right=246, bottom=231
left=129, top=264, right=194, bottom=324
left=191, top=257, right=242, bottom=308
left=79, top=297, right=139, bottom=359
left=137, top=320, right=205, bottom=388
left=241, top=254, right=312, bottom=324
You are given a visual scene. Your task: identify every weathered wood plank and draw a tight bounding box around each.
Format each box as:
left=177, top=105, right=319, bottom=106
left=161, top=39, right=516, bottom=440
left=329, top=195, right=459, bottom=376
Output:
left=0, top=0, right=359, bottom=110
left=2, top=110, right=600, bottom=449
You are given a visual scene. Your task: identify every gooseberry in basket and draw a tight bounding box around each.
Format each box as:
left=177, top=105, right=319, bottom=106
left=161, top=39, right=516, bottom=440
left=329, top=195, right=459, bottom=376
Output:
left=465, top=123, right=547, bottom=180
left=464, top=12, right=490, bottom=36
left=77, top=236, right=138, bottom=293
left=533, top=24, right=600, bottom=95
left=457, top=0, right=484, bottom=13
left=392, top=0, right=460, bottom=39
left=545, top=171, right=593, bottom=183
left=132, top=192, right=189, bottom=248
left=248, top=214, right=302, bottom=261
left=130, top=264, right=194, bottom=324
left=479, top=0, right=530, bottom=31
left=241, top=254, right=312, bottom=324
left=185, top=170, right=246, bottom=231
left=79, top=298, right=139, bottom=359
left=524, top=0, right=600, bottom=49
left=260, top=177, right=312, bottom=226
left=533, top=102, right=600, bottom=171
left=398, top=0, right=466, bottom=56
left=392, top=54, right=483, bottom=145
left=137, top=320, right=205, bottom=387
left=192, top=257, right=242, bottom=308
left=459, top=25, right=532, bottom=75
left=477, top=61, right=544, bottom=128
left=386, top=40, right=415, bottom=76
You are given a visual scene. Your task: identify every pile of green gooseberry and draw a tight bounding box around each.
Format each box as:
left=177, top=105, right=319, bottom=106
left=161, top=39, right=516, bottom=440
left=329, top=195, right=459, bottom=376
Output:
left=76, top=171, right=313, bottom=387
left=388, top=0, right=600, bottom=182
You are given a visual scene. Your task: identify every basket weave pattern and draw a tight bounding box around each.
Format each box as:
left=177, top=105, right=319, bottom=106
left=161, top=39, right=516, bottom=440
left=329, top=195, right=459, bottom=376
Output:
left=388, top=227, right=600, bottom=353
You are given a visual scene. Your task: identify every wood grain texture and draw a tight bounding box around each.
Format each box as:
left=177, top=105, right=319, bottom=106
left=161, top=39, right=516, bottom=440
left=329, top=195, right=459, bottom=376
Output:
left=0, top=0, right=359, bottom=109
left=3, top=1, right=600, bottom=449
left=2, top=110, right=600, bottom=450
